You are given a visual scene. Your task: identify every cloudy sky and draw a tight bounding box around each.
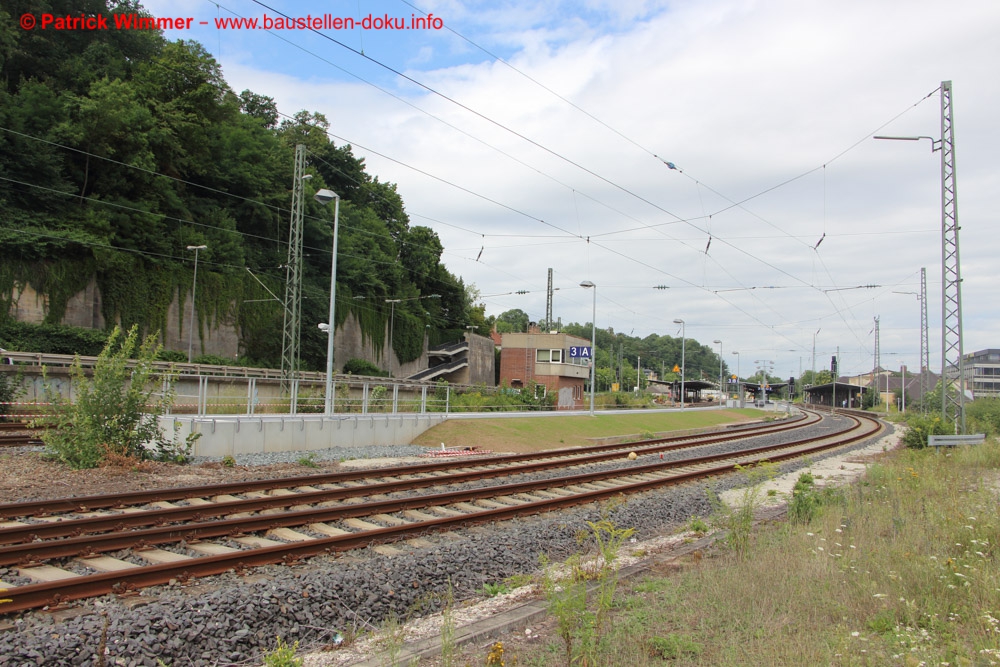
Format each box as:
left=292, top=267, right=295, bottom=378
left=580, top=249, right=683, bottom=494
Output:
left=143, top=0, right=999, bottom=381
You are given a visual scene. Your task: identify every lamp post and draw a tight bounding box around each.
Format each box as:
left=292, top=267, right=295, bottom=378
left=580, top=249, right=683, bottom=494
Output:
left=314, top=188, right=340, bottom=415
left=714, top=339, right=723, bottom=405
left=580, top=281, right=596, bottom=416
left=673, top=319, right=685, bottom=409
left=732, top=351, right=741, bottom=407
left=186, top=245, right=207, bottom=363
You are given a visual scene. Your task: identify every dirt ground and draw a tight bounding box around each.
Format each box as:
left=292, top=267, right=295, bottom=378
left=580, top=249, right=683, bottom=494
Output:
left=0, top=448, right=348, bottom=505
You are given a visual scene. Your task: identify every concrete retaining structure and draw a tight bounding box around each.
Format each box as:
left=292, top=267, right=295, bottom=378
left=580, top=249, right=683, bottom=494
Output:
left=162, top=413, right=447, bottom=458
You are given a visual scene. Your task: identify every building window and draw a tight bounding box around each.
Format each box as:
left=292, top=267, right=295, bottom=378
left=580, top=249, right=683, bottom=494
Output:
left=536, top=349, right=563, bottom=363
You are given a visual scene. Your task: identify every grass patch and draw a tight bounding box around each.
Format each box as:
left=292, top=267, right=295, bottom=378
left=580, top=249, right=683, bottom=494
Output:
left=510, top=439, right=1000, bottom=665
left=412, top=409, right=761, bottom=453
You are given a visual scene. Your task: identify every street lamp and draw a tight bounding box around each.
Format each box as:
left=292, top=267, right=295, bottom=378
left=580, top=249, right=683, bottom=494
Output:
left=732, top=351, right=742, bottom=408
left=580, top=281, right=596, bottom=416
left=673, top=319, right=685, bottom=409
left=714, top=339, right=723, bottom=406
left=186, top=245, right=207, bottom=363
left=315, top=188, right=340, bottom=415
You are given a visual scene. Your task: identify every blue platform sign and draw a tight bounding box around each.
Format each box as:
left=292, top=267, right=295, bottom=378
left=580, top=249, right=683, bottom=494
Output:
left=569, top=346, right=592, bottom=358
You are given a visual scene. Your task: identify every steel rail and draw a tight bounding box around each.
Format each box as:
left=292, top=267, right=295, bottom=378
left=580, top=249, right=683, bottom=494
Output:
left=0, top=412, right=815, bottom=519
left=0, top=435, right=43, bottom=447
left=0, top=411, right=881, bottom=615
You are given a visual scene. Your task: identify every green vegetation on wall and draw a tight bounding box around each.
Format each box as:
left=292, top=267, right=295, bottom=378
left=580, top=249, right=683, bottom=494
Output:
left=0, top=0, right=484, bottom=371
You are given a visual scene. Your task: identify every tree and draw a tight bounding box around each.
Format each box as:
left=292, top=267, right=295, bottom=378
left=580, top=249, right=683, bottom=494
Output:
left=496, top=309, right=530, bottom=334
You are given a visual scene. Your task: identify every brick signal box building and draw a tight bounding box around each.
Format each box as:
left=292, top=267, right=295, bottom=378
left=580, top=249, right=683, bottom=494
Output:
left=498, top=331, right=591, bottom=409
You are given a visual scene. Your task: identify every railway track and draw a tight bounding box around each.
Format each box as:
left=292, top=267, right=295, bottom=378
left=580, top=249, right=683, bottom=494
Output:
left=0, top=423, right=47, bottom=447
left=0, top=409, right=881, bottom=615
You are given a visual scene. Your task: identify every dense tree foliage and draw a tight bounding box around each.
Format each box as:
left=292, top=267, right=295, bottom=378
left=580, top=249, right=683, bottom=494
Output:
left=495, top=308, right=530, bottom=333
left=0, top=0, right=481, bottom=369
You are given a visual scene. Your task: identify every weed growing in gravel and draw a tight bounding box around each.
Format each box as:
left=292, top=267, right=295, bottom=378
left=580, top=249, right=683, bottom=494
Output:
left=541, top=553, right=590, bottom=665
left=221, top=455, right=236, bottom=467
left=588, top=504, right=636, bottom=637
left=374, top=611, right=407, bottom=667
left=482, top=581, right=511, bottom=597
left=439, top=585, right=457, bottom=667
left=263, top=637, right=303, bottom=666
left=540, top=500, right=636, bottom=665
left=297, top=453, right=319, bottom=468
left=686, top=516, right=709, bottom=535
left=485, top=641, right=506, bottom=667
left=710, top=461, right=776, bottom=558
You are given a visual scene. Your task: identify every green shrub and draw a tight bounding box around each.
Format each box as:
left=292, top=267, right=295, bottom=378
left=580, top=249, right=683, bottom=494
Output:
left=342, top=358, right=388, bottom=377
left=41, top=325, right=198, bottom=469
left=901, top=413, right=951, bottom=449
left=788, top=472, right=820, bottom=523
left=966, top=398, right=1000, bottom=436
left=0, top=321, right=108, bottom=356
left=192, top=353, right=234, bottom=366
left=156, top=349, right=187, bottom=363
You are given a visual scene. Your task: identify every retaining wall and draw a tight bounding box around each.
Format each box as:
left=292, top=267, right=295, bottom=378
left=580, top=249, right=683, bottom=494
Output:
left=161, top=413, right=446, bottom=458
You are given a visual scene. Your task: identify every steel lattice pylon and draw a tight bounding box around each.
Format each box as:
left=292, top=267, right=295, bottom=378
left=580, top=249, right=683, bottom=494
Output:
left=939, top=81, right=966, bottom=433
left=281, top=144, right=307, bottom=391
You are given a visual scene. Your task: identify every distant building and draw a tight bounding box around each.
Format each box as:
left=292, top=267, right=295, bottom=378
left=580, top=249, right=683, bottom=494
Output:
left=844, top=366, right=940, bottom=407
left=960, top=349, right=1000, bottom=399
left=498, top=330, right=591, bottom=409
